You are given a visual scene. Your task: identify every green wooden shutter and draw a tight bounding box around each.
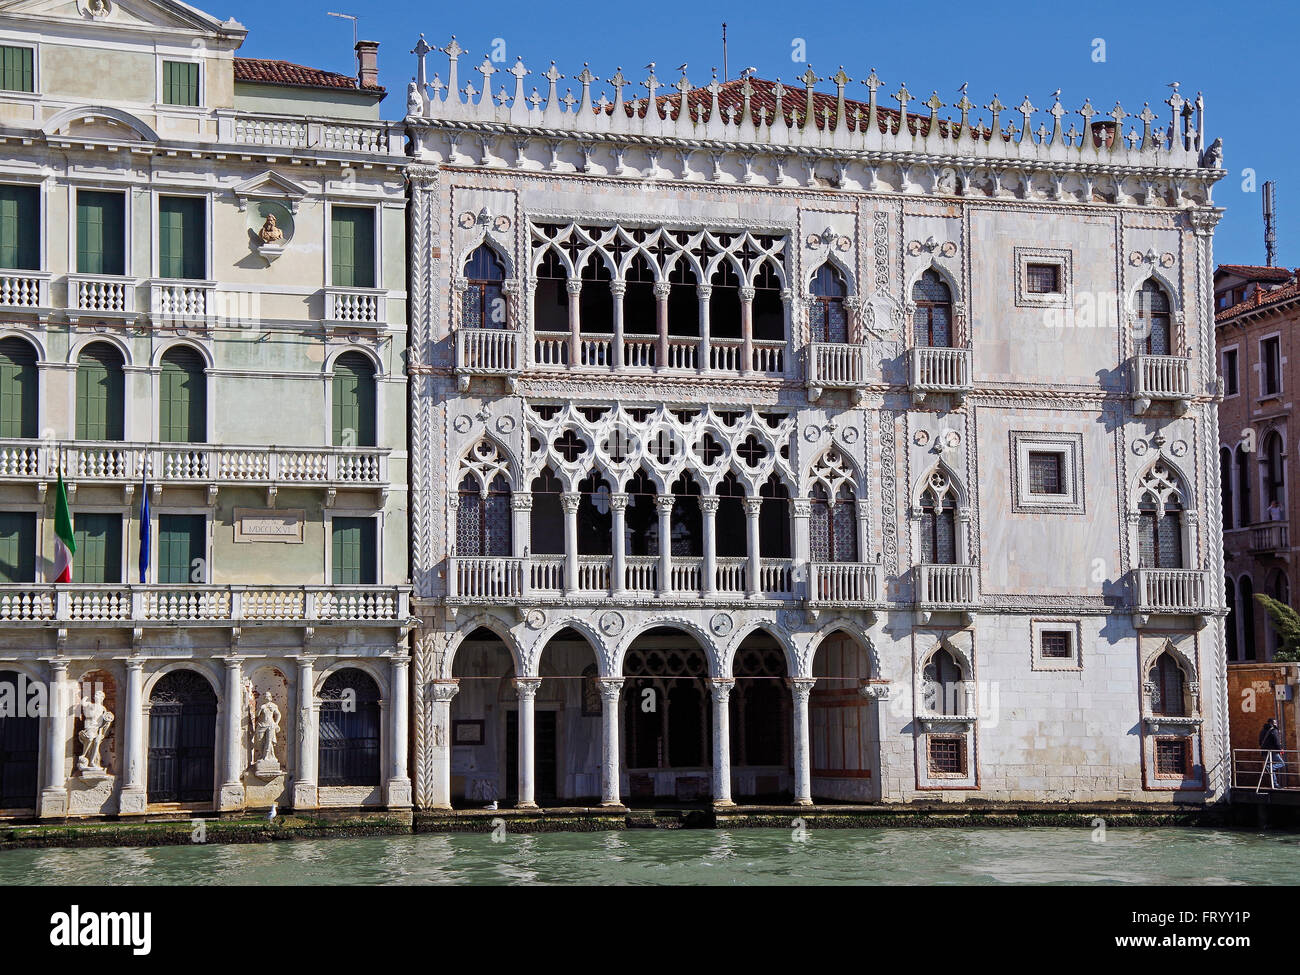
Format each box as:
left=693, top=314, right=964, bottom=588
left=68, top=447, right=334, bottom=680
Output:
left=332, top=517, right=376, bottom=585
left=73, top=513, right=122, bottom=584
left=0, top=512, right=35, bottom=583
left=0, top=47, right=34, bottom=93
left=162, top=61, right=199, bottom=106
left=159, top=347, right=206, bottom=443
left=331, top=353, right=375, bottom=447
left=330, top=207, right=375, bottom=288
left=158, top=196, right=205, bottom=280
left=0, top=185, right=38, bottom=271
left=158, top=514, right=204, bottom=584
left=75, top=344, right=125, bottom=441
left=76, top=191, right=125, bottom=275
left=0, top=338, right=37, bottom=438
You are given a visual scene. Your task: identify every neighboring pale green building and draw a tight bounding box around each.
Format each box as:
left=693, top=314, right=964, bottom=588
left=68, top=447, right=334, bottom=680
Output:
left=0, top=0, right=411, bottom=819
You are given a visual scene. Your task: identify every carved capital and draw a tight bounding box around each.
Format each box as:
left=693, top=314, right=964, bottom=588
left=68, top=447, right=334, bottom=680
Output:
left=512, top=493, right=534, bottom=511
left=598, top=677, right=625, bottom=701
left=654, top=495, right=677, bottom=514
left=709, top=678, right=736, bottom=702
left=738, top=286, right=756, bottom=301
left=697, top=285, right=714, bottom=300
left=609, top=281, right=627, bottom=298
left=744, top=498, right=764, bottom=517
left=565, top=280, right=584, bottom=296
left=430, top=680, right=460, bottom=704
left=560, top=492, right=582, bottom=513
left=513, top=677, right=543, bottom=700
left=790, top=677, right=817, bottom=703
left=608, top=492, right=630, bottom=511
left=791, top=498, right=813, bottom=518
left=652, top=282, right=672, bottom=299
left=699, top=494, right=721, bottom=514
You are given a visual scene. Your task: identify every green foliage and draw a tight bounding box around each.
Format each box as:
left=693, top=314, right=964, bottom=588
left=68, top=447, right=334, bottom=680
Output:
left=1254, top=593, right=1300, bottom=662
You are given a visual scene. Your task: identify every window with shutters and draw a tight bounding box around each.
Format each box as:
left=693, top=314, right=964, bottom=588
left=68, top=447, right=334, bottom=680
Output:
left=158, top=196, right=205, bottom=280
left=76, top=190, right=126, bottom=276
left=0, top=512, right=35, bottom=583
left=1221, top=346, right=1239, bottom=397
left=73, top=513, right=122, bottom=584
left=158, top=514, right=204, bottom=584
left=1136, top=280, right=1173, bottom=357
left=462, top=245, right=507, bottom=329
left=162, top=60, right=199, bottom=106
left=1135, top=463, right=1186, bottom=570
left=0, top=46, right=33, bottom=93
left=0, top=184, right=39, bottom=271
left=331, top=352, right=375, bottom=447
left=159, top=346, right=206, bottom=443
left=75, top=343, right=125, bottom=441
left=808, top=264, right=847, bottom=344
left=330, top=206, right=376, bottom=288
left=1261, top=335, right=1282, bottom=396
left=331, top=517, right=377, bottom=585
left=911, top=270, right=952, bottom=348
left=0, top=337, right=37, bottom=438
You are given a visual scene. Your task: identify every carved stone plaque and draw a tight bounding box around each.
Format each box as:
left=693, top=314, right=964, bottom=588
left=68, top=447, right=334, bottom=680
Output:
left=234, top=508, right=306, bottom=544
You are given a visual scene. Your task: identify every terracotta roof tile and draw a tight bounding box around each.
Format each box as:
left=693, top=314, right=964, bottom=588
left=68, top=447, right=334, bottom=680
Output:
left=234, top=57, right=384, bottom=93
left=1216, top=279, right=1300, bottom=323
left=1216, top=264, right=1294, bottom=282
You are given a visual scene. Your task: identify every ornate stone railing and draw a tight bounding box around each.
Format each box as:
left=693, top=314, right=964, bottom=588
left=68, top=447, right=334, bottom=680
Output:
left=808, top=561, right=880, bottom=606
left=917, top=563, right=978, bottom=610
left=325, top=287, right=387, bottom=327
left=529, top=555, right=566, bottom=592
left=577, top=555, right=612, bottom=591
left=808, top=342, right=867, bottom=390
left=449, top=557, right=523, bottom=600
left=150, top=279, right=216, bottom=324
left=1135, top=568, right=1213, bottom=615
left=219, top=113, right=401, bottom=157
left=456, top=327, right=521, bottom=380
left=1131, top=354, right=1192, bottom=413
left=0, top=271, right=49, bottom=310
left=1249, top=523, right=1289, bottom=555
left=0, top=585, right=411, bottom=624
left=908, top=346, right=972, bottom=398
left=529, top=332, right=785, bottom=376
left=760, top=558, right=794, bottom=597
left=0, top=440, right=389, bottom=490
left=753, top=339, right=786, bottom=374
left=624, top=555, right=658, bottom=592
left=715, top=557, right=748, bottom=594
left=67, top=274, right=136, bottom=316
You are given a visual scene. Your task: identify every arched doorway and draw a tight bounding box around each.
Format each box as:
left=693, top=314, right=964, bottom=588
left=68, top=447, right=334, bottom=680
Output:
left=147, top=669, right=217, bottom=805
left=318, top=668, right=382, bottom=788
left=622, top=627, right=711, bottom=803
left=531, top=628, right=602, bottom=804
left=450, top=627, right=515, bottom=806
left=730, top=632, right=791, bottom=800
left=810, top=630, right=877, bottom=801
left=0, top=670, right=39, bottom=809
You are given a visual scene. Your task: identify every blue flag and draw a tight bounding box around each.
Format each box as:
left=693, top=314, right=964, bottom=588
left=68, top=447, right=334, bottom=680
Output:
left=138, top=467, right=150, bottom=583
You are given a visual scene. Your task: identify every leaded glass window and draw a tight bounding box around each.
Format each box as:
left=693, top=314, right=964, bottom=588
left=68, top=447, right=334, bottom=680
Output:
left=1136, top=280, right=1172, bottom=356
left=463, top=245, right=507, bottom=329
left=809, top=264, right=847, bottom=344
left=912, top=270, right=952, bottom=348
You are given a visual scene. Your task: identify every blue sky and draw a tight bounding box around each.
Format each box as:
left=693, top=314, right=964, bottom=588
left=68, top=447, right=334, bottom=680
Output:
left=219, top=0, right=1298, bottom=268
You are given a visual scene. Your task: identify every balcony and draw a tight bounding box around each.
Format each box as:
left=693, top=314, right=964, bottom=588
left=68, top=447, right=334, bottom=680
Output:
left=1131, top=354, right=1193, bottom=414
left=0, top=271, right=51, bottom=317
left=0, top=439, right=390, bottom=504
left=530, top=332, right=786, bottom=377
left=916, top=563, right=978, bottom=621
left=0, top=584, right=411, bottom=626
left=1134, top=568, right=1215, bottom=624
left=807, top=342, right=868, bottom=401
left=325, top=287, right=388, bottom=330
left=66, top=274, right=137, bottom=322
left=150, top=279, right=217, bottom=327
left=1249, top=523, right=1290, bottom=557
left=219, top=114, right=403, bottom=157
left=908, top=346, right=972, bottom=404
left=807, top=562, right=882, bottom=609
left=455, top=328, right=522, bottom=390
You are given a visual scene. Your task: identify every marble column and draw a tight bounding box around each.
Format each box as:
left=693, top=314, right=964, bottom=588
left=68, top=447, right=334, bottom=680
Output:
left=118, top=658, right=147, bottom=815
left=610, top=493, right=629, bottom=596
left=566, top=279, right=583, bottom=366
left=39, top=659, right=68, bottom=817
left=513, top=493, right=533, bottom=598
left=697, top=283, right=712, bottom=371
left=710, top=678, right=735, bottom=807
left=386, top=655, right=412, bottom=808
left=655, top=495, right=675, bottom=596
left=745, top=497, right=764, bottom=597
left=791, top=678, right=816, bottom=805
left=428, top=680, right=459, bottom=809
left=218, top=657, right=246, bottom=811
left=514, top=677, right=542, bottom=808
left=700, top=495, right=720, bottom=597
left=598, top=678, right=625, bottom=807
left=653, top=281, right=670, bottom=369
left=292, top=656, right=318, bottom=810
left=739, top=286, right=755, bottom=375
left=856, top=501, right=871, bottom=565
left=561, top=491, right=581, bottom=595
left=610, top=280, right=626, bottom=368
left=791, top=498, right=812, bottom=599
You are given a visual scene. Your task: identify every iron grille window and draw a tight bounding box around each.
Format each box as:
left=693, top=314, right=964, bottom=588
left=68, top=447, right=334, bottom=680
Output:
left=919, top=487, right=957, bottom=564
left=809, top=264, right=848, bottom=344
left=462, top=245, right=507, bottom=328
left=1154, top=737, right=1190, bottom=777
left=456, top=473, right=511, bottom=557
left=318, top=669, right=382, bottom=787
left=1027, top=451, right=1064, bottom=495
left=1040, top=630, right=1072, bottom=659
left=146, top=669, right=217, bottom=804
left=810, top=483, right=858, bottom=563
left=927, top=735, right=967, bottom=775
left=912, top=270, right=952, bottom=348
left=1136, top=280, right=1171, bottom=356
left=1026, top=262, right=1061, bottom=294
left=1149, top=654, right=1187, bottom=717
left=1137, top=509, right=1183, bottom=569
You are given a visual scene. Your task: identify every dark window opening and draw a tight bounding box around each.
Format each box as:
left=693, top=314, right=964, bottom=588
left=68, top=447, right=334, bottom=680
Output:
left=709, top=262, right=742, bottom=339
left=759, top=474, right=790, bottom=558
left=579, top=253, right=613, bottom=334
left=716, top=472, right=747, bottom=558
left=530, top=467, right=564, bottom=555
left=912, top=270, right=952, bottom=348
left=809, top=263, right=848, bottom=343
left=753, top=260, right=785, bottom=341
left=462, top=245, right=507, bottom=329
left=534, top=249, right=569, bottom=334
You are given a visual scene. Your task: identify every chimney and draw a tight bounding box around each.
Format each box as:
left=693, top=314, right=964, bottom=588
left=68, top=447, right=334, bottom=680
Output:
left=355, top=40, right=379, bottom=89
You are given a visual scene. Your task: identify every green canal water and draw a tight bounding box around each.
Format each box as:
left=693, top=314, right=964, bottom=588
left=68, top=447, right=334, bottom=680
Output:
left=1, top=827, right=1297, bottom=885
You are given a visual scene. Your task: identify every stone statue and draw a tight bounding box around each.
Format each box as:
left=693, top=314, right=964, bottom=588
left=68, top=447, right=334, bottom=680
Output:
left=407, top=80, right=423, bottom=116
left=255, top=699, right=281, bottom=764
left=257, top=214, right=284, bottom=244
left=77, top=686, right=114, bottom=772
left=1199, top=137, right=1223, bottom=170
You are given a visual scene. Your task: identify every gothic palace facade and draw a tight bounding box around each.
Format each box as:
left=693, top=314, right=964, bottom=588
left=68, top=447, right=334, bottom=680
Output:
left=406, top=43, right=1229, bottom=808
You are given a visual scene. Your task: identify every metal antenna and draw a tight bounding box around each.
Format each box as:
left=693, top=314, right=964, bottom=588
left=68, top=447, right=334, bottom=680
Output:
left=327, top=11, right=358, bottom=49
left=722, top=22, right=728, bottom=82
left=1264, top=180, right=1278, bottom=267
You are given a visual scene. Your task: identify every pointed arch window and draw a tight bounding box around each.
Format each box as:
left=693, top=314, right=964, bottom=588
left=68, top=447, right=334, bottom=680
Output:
left=918, top=473, right=959, bottom=564
left=456, top=472, right=511, bottom=557
left=1136, top=280, right=1172, bottom=356
left=579, top=253, right=613, bottom=334
left=1225, top=576, right=1240, bottom=661
left=759, top=473, right=791, bottom=558
left=1136, top=463, right=1186, bottom=569
left=716, top=471, right=747, bottom=558
left=530, top=467, right=564, bottom=555
left=1265, top=431, right=1285, bottom=508
left=1240, top=575, right=1258, bottom=661
left=625, top=468, right=659, bottom=556
left=811, top=482, right=858, bottom=562
left=624, top=253, right=657, bottom=336
left=668, top=257, right=700, bottom=337
left=922, top=647, right=964, bottom=715
left=912, top=270, right=952, bottom=349
left=809, top=264, right=848, bottom=344
left=577, top=471, right=612, bottom=555
left=534, top=249, right=569, bottom=335
left=462, top=245, right=507, bottom=329
left=753, top=259, right=785, bottom=341
left=1149, top=652, right=1187, bottom=717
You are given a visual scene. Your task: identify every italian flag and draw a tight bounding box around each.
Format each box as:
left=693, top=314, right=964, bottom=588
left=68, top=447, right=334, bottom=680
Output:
left=51, top=472, right=75, bottom=583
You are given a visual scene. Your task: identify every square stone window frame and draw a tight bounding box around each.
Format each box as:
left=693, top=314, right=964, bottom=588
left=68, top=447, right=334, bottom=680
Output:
left=1030, top=617, right=1084, bottom=672
left=1010, top=431, right=1085, bottom=514
left=1013, top=246, right=1072, bottom=309
left=925, top=733, right=969, bottom=778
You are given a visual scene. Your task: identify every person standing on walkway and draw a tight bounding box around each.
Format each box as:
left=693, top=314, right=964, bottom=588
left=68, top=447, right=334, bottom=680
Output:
left=1260, top=718, right=1285, bottom=787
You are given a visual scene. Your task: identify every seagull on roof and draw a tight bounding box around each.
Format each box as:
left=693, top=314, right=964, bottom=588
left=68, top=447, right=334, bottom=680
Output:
left=676, top=63, right=688, bottom=73
left=1051, top=88, right=1061, bottom=100
left=959, top=82, right=968, bottom=95
left=741, top=66, right=757, bottom=78
left=644, top=62, right=655, bottom=71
